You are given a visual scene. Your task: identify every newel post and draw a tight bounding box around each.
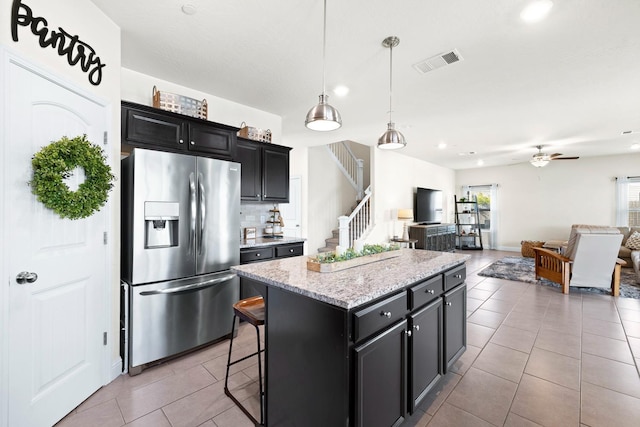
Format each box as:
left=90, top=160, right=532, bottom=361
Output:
left=338, top=215, right=350, bottom=249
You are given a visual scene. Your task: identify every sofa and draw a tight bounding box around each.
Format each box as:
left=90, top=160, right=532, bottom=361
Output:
left=616, top=226, right=640, bottom=267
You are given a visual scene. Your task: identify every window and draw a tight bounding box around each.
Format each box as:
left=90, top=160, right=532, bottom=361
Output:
left=616, top=177, right=640, bottom=226
left=461, top=184, right=498, bottom=249
left=463, top=185, right=491, bottom=230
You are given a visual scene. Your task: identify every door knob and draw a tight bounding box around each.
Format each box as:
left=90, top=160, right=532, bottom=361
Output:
left=16, top=271, right=38, bottom=284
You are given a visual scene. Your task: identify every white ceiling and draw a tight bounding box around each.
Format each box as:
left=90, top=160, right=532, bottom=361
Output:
left=90, top=0, right=640, bottom=169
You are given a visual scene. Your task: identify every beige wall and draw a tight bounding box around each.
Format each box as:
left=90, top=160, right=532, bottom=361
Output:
left=456, top=153, right=640, bottom=250
left=367, top=149, right=457, bottom=243
left=121, top=68, right=283, bottom=144
left=1, top=0, right=121, bottom=376
left=307, top=146, right=360, bottom=253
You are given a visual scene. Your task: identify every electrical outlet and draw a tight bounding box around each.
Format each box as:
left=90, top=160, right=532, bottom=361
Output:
left=260, top=215, right=265, bottom=223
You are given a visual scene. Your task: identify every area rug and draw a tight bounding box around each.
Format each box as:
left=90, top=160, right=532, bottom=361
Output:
left=478, top=256, right=640, bottom=299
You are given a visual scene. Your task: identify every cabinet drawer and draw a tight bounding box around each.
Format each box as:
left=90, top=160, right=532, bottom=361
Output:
left=409, top=275, right=443, bottom=309
left=444, top=264, right=466, bottom=290
left=353, top=292, right=408, bottom=343
left=240, top=247, right=275, bottom=264
left=275, top=243, right=303, bottom=258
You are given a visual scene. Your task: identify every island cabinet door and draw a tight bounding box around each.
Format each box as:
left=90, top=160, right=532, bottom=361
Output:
left=354, top=319, right=408, bottom=427
left=444, top=284, right=467, bottom=372
left=409, top=298, right=443, bottom=413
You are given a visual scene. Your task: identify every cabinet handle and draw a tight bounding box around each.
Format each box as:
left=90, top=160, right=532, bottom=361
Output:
left=454, top=274, right=462, bottom=279
left=426, top=289, right=435, bottom=294
left=405, top=330, right=412, bottom=337
left=263, top=194, right=267, bottom=198
left=256, top=253, right=261, bottom=257
left=190, top=140, right=195, bottom=145
left=413, top=325, right=420, bottom=332
left=380, top=311, right=392, bottom=318
left=289, top=249, right=294, bottom=253
left=445, top=302, right=452, bottom=306
left=179, top=139, right=184, bottom=144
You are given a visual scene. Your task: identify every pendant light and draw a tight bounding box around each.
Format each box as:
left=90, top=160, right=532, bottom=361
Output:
left=377, top=36, right=406, bottom=150
left=305, top=0, right=342, bottom=131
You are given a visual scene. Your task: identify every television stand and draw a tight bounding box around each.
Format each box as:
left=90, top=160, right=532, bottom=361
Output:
left=409, top=223, right=456, bottom=252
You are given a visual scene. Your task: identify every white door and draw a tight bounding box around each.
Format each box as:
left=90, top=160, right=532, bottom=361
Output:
left=279, top=176, right=302, bottom=238
left=2, top=54, right=109, bottom=427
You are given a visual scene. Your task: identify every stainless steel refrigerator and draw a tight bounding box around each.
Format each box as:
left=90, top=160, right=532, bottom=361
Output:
left=121, top=148, right=240, bottom=374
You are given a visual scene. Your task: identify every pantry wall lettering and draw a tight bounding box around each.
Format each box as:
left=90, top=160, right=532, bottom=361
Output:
left=11, top=0, right=106, bottom=86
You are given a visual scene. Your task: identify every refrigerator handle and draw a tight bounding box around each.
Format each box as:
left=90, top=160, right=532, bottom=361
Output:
left=189, top=172, right=197, bottom=255
left=198, top=172, right=206, bottom=254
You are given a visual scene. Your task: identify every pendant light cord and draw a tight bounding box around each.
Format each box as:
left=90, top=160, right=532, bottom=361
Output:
left=321, top=0, right=327, bottom=97
left=388, top=42, right=393, bottom=123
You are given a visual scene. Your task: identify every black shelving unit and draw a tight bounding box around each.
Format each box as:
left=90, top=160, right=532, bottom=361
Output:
left=454, top=195, right=483, bottom=250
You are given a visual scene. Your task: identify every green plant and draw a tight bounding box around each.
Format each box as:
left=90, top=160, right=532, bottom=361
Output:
left=29, top=135, right=115, bottom=220
left=313, top=243, right=400, bottom=264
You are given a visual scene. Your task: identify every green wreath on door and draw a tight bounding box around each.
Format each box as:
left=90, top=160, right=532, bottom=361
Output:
left=29, top=135, right=115, bottom=220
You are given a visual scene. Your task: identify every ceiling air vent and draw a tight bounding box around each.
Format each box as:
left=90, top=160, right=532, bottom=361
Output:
left=412, top=49, right=463, bottom=74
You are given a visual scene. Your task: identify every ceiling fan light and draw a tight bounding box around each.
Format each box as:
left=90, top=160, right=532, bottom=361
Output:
left=377, top=122, right=407, bottom=150
left=530, top=156, right=549, bottom=167
left=305, top=94, right=342, bottom=131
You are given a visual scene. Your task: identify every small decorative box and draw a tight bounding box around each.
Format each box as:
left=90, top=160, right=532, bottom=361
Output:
left=244, top=227, right=256, bottom=239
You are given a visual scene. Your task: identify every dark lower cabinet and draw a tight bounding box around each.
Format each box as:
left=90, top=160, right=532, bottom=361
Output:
left=239, top=242, right=303, bottom=299
left=256, top=263, right=466, bottom=427
left=409, top=298, right=443, bottom=412
left=354, top=320, right=408, bottom=427
left=444, top=283, right=467, bottom=372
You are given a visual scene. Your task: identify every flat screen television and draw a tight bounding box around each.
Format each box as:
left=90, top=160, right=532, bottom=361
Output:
left=415, top=187, right=443, bottom=224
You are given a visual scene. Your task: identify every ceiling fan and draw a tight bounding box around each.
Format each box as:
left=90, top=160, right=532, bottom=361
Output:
left=530, top=145, right=579, bottom=167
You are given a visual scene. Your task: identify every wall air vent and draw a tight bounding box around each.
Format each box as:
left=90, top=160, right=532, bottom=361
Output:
left=412, top=49, right=463, bottom=74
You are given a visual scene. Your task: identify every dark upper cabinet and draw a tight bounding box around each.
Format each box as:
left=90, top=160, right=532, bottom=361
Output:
left=123, top=106, right=185, bottom=149
left=121, top=101, right=237, bottom=160
left=235, top=137, right=291, bottom=203
left=236, top=138, right=262, bottom=202
left=187, top=122, right=235, bottom=159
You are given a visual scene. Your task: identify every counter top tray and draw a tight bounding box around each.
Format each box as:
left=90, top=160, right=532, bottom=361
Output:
left=232, top=249, right=469, bottom=309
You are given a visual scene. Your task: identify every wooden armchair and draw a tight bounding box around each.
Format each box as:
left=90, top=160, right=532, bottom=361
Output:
left=532, top=225, right=625, bottom=296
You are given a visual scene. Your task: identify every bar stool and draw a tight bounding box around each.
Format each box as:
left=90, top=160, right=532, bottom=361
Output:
left=224, top=296, right=265, bottom=426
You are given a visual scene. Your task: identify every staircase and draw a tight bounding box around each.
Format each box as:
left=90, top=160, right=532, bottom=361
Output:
left=318, top=186, right=373, bottom=253
left=318, top=142, right=373, bottom=254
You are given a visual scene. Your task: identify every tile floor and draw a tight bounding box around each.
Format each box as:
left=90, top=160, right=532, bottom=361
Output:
left=57, top=249, right=640, bottom=427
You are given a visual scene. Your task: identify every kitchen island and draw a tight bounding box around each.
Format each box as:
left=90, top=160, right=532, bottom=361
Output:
left=231, top=248, right=470, bottom=427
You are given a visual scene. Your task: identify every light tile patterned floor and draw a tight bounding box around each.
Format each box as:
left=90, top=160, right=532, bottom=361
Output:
left=57, top=249, right=640, bottom=427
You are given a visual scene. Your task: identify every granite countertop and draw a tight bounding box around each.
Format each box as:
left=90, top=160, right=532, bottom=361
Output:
left=240, top=236, right=306, bottom=249
left=231, top=249, right=470, bottom=309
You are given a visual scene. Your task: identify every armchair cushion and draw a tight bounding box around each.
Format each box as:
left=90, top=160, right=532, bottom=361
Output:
left=564, top=224, right=620, bottom=260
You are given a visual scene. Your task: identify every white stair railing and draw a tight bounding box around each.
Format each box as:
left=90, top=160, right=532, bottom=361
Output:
left=326, top=141, right=364, bottom=200
left=338, top=186, right=372, bottom=249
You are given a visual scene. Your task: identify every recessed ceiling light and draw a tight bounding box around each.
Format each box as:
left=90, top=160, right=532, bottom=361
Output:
left=181, top=4, right=197, bottom=15
left=437, top=142, right=447, bottom=149
left=333, top=85, right=349, bottom=97
left=477, top=159, right=485, bottom=166
left=458, top=151, right=476, bottom=156
left=631, top=143, right=640, bottom=150
left=520, top=0, right=553, bottom=23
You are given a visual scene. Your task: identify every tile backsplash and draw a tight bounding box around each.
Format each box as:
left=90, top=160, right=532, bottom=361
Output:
left=240, top=202, right=279, bottom=238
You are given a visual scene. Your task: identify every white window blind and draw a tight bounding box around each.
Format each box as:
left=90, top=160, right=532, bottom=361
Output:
left=616, top=176, right=640, bottom=227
